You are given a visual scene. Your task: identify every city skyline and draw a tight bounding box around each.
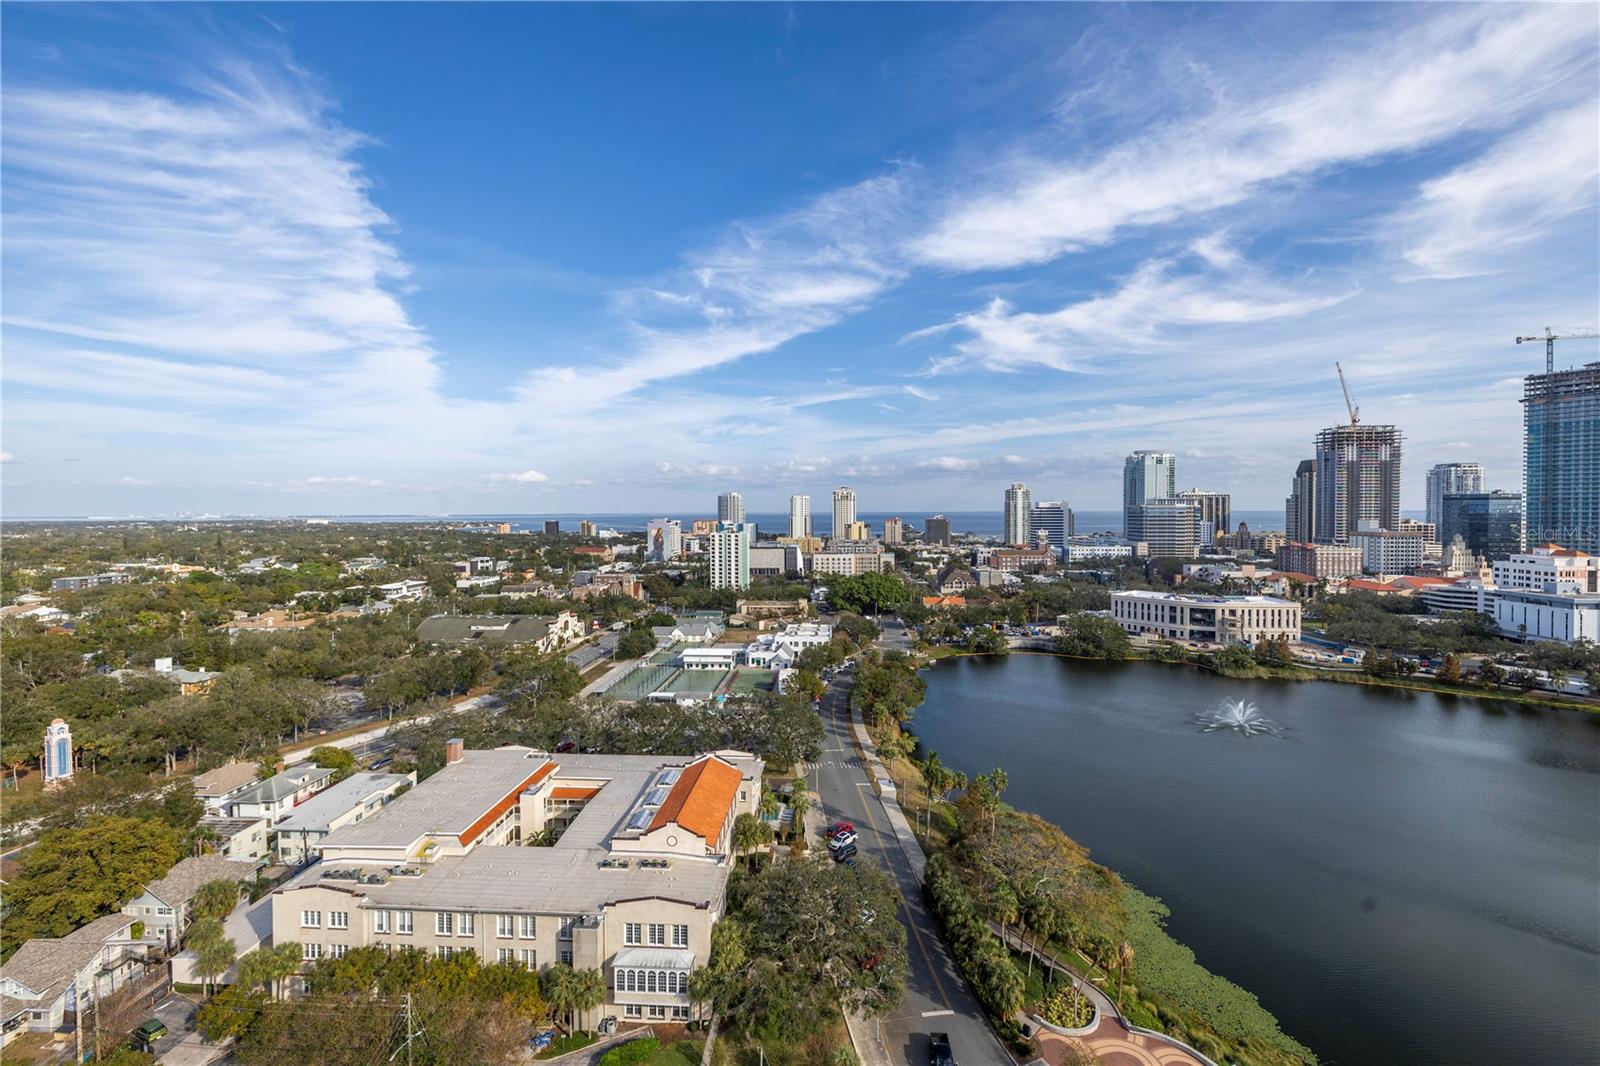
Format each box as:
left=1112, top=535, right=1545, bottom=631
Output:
left=2, top=4, right=1597, bottom=517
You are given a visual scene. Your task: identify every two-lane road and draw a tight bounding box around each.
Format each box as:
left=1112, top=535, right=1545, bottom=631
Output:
left=813, top=657, right=1010, bottom=1066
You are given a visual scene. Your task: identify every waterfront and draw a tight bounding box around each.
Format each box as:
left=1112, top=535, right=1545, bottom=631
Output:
left=909, top=654, right=1600, bottom=1066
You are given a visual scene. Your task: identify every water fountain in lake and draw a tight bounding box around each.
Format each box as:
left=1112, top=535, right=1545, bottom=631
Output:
left=1195, top=697, right=1282, bottom=737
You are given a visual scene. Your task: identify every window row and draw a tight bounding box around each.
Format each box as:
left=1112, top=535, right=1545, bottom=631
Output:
left=622, top=923, right=690, bottom=947
left=300, top=910, right=350, bottom=929
left=622, top=1005, right=691, bottom=1021
left=614, top=969, right=687, bottom=994
left=301, top=943, right=350, bottom=961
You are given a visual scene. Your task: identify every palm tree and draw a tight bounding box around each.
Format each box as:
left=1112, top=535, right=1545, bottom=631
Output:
left=1117, top=941, right=1135, bottom=1011
left=732, top=813, right=772, bottom=867
left=985, top=767, right=1008, bottom=837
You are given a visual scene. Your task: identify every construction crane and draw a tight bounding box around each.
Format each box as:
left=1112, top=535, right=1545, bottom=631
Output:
left=1335, top=362, right=1359, bottom=425
left=1515, top=327, right=1600, bottom=374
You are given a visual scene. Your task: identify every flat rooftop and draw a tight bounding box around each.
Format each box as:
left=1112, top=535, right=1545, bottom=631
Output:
left=319, top=749, right=552, bottom=850
left=275, top=772, right=414, bottom=835
left=1114, top=590, right=1297, bottom=606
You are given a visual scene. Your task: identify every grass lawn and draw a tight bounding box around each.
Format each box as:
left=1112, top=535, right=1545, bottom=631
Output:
left=647, top=1040, right=705, bottom=1065
left=536, top=1031, right=597, bottom=1059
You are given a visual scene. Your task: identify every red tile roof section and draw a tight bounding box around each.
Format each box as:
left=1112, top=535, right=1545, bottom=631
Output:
left=648, top=756, right=742, bottom=844
left=459, top=760, right=555, bottom=847
left=550, top=786, right=601, bottom=800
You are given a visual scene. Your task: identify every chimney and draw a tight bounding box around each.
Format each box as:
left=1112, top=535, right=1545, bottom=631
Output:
left=445, top=738, right=465, bottom=765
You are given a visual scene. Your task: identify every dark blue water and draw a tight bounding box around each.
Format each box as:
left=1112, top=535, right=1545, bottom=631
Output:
left=909, top=655, right=1600, bottom=1066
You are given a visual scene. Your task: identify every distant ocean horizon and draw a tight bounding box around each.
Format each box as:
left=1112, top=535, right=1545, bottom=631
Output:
left=15, top=508, right=1425, bottom=538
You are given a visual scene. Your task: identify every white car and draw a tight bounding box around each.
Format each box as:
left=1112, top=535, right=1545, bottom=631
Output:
left=829, top=830, right=859, bottom=850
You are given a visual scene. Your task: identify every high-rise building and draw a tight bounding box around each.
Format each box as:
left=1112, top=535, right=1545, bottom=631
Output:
left=1176, top=489, right=1231, bottom=547
left=831, top=487, right=857, bottom=538
left=717, top=492, right=745, bottom=524
left=1440, top=491, right=1524, bottom=562
left=841, top=520, right=871, bottom=542
left=1425, top=463, right=1485, bottom=528
left=708, top=523, right=751, bottom=590
left=543, top=520, right=561, bottom=535
left=1134, top=500, right=1200, bottom=558
left=1003, top=483, right=1032, bottom=545
left=1285, top=460, right=1316, bottom=542
left=1123, top=452, right=1176, bottom=539
left=43, top=718, right=73, bottom=786
left=646, top=519, right=682, bottom=562
left=579, top=520, right=598, bottom=538
left=924, top=515, right=952, bottom=545
left=1031, top=502, right=1070, bottom=552
left=1313, top=424, right=1402, bottom=543
left=883, top=517, right=903, bottom=544
left=1524, top=362, right=1600, bottom=553
left=788, top=495, right=812, bottom=539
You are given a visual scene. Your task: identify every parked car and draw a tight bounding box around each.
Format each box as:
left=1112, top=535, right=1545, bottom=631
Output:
left=829, top=830, right=859, bottom=850
left=134, top=1019, right=168, bottom=1051
left=826, top=821, right=855, bottom=837
left=831, top=843, right=857, bottom=862
left=929, top=1032, right=956, bottom=1066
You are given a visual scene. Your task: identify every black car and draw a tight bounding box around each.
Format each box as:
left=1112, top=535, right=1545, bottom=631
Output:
left=929, top=1032, right=955, bottom=1066
left=830, top=842, right=857, bottom=862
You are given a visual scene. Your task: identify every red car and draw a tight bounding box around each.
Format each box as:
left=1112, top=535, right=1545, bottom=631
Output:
left=826, top=821, right=854, bottom=837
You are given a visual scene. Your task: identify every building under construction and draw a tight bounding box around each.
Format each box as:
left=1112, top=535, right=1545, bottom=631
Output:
left=1523, top=361, right=1600, bottom=553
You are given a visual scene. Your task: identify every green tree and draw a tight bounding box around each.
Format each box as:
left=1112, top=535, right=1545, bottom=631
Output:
left=614, top=628, right=657, bottom=660
left=2, top=816, right=181, bottom=957
left=1436, top=653, right=1462, bottom=684
left=827, top=574, right=910, bottom=616
left=192, top=878, right=242, bottom=925
left=920, top=751, right=967, bottom=841
left=310, top=745, right=357, bottom=779
left=733, top=812, right=774, bottom=867
left=1053, top=614, right=1131, bottom=660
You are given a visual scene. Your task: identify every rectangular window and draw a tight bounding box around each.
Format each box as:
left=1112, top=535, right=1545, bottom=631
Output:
left=624, top=1005, right=642, bottom=1020
left=672, top=924, right=689, bottom=947
left=648, top=1005, right=667, bottom=1020
left=302, top=943, right=321, bottom=961
left=648, top=923, right=665, bottom=946
left=329, top=911, right=349, bottom=930
left=301, top=910, right=321, bottom=928
left=519, top=915, right=537, bottom=939
left=624, top=922, right=642, bottom=946
left=435, top=912, right=453, bottom=936
left=558, top=918, right=575, bottom=941
left=437, top=946, right=454, bottom=960
left=331, top=944, right=348, bottom=959
left=497, top=914, right=515, bottom=939
left=560, top=949, right=573, bottom=965
left=672, top=1006, right=691, bottom=1021
left=457, top=913, right=475, bottom=937
left=397, top=911, right=414, bottom=935
left=374, top=911, right=391, bottom=934
left=498, top=948, right=515, bottom=963
left=519, top=949, right=536, bottom=970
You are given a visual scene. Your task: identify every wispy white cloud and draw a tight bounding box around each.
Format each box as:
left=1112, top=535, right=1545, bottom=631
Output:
left=1394, top=104, right=1599, bottom=279
left=487, top=469, right=550, bottom=484
left=910, top=6, right=1596, bottom=271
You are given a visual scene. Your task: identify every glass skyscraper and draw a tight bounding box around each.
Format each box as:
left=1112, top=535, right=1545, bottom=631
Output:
left=1523, top=362, right=1600, bottom=553
left=1440, top=491, right=1524, bottom=562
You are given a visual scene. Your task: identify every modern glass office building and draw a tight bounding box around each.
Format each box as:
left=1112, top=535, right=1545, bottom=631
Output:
left=1440, top=491, right=1524, bottom=561
left=1523, top=362, right=1600, bottom=553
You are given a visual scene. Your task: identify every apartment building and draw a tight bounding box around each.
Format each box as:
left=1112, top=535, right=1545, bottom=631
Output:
left=415, top=611, right=584, bottom=651
left=1275, top=541, right=1362, bottom=579
left=274, top=771, right=417, bottom=864
left=271, top=746, right=762, bottom=1028
left=1111, top=590, right=1301, bottom=645
left=810, top=549, right=891, bottom=576
left=1491, top=545, right=1600, bottom=593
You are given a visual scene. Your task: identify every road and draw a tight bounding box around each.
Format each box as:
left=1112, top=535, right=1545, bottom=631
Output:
left=812, top=633, right=1010, bottom=1066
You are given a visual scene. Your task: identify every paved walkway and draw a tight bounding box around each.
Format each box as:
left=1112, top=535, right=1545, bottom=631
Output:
left=992, top=926, right=1214, bottom=1066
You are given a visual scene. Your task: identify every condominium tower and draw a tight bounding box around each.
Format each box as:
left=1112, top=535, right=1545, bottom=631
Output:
left=645, top=519, right=682, bottom=562
left=1003, top=483, right=1032, bottom=546
left=831, top=487, right=857, bottom=538
left=716, top=492, right=745, bottom=525
left=883, top=517, right=903, bottom=545
left=1123, top=451, right=1176, bottom=540
left=1313, top=424, right=1402, bottom=543
left=924, top=515, right=952, bottom=546
left=1285, top=460, right=1316, bottom=542
left=1425, top=463, right=1485, bottom=528
left=788, top=495, right=811, bottom=539
left=1176, top=489, right=1230, bottom=545
left=708, top=523, right=751, bottom=590
left=1030, top=501, right=1072, bottom=551
left=1523, top=362, right=1600, bottom=552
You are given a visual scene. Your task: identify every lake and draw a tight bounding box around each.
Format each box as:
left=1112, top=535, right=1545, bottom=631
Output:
left=908, top=654, right=1600, bottom=1066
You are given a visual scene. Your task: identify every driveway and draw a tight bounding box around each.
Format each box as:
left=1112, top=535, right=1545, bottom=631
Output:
left=812, top=662, right=1011, bottom=1066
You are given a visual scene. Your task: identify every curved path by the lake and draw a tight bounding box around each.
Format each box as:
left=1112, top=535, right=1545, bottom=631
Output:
left=908, top=654, right=1600, bottom=1066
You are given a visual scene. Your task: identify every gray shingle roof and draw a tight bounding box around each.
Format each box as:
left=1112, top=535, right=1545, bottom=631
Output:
left=139, top=854, right=258, bottom=909
left=0, top=913, right=135, bottom=1000
left=193, top=762, right=261, bottom=798
left=230, top=764, right=335, bottom=807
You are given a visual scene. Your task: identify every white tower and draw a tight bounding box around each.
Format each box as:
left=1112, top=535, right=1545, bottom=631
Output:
left=43, top=718, right=73, bottom=786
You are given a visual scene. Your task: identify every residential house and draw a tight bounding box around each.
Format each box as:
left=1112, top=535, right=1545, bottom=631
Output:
left=650, top=619, right=725, bottom=645
left=198, top=816, right=272, bottom=861
left=274, top=771, right=416, bottom=865
left=122, top=855, right=260, bottom=952
left=193, top=761, right=262, bottom=815
left=0, top=914, right=150, bottom=1044
left=934, top=565, right=979, bottom=595
left=228, top=765, right=337, bottom=823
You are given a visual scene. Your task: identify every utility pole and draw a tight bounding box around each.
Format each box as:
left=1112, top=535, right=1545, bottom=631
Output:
left=73, top=976, right=83, bottom=1064
left=390, top=992, right=423, bottom=1066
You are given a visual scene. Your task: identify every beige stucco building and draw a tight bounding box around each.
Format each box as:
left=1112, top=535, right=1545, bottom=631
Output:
left=270, top=745, right=762, bottom=1028
left=1112, top=590, right=1301, bottom=645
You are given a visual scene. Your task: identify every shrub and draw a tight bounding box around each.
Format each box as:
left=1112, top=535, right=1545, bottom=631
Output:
left=598, top=1037, right=661, bottom=1066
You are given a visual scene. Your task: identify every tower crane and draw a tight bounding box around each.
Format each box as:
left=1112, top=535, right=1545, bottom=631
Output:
left=1335, top=362, right=1359, bottom=425
left=1515, top=327, right=1600, bottom=374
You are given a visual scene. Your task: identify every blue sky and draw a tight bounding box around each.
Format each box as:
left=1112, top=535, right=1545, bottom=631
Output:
left=2, top=3, right=1596, bottom=517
